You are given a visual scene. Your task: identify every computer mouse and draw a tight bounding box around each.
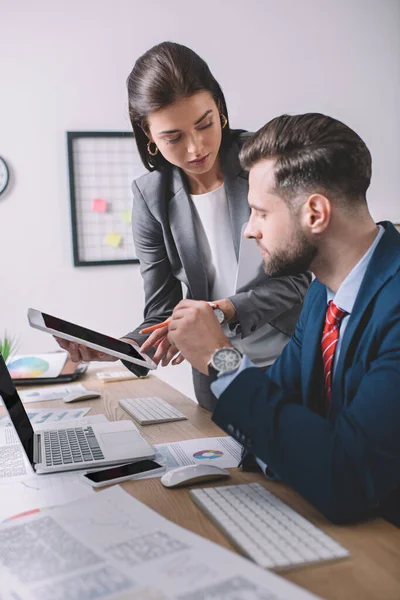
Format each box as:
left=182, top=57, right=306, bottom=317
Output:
left=63, top=390, right=101, bottom=403
left=160, top=464, right=230, bottom=488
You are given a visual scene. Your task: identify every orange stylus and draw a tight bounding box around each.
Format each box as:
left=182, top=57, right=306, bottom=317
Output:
left=139, top=303, right=219, bottom=334
left=139, top=319, right=171, bottom=334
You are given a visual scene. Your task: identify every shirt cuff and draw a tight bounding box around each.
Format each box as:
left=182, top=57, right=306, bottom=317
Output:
left=255, top=457, right=277, bottom=480
left=211, top=354, right=255, bottom=398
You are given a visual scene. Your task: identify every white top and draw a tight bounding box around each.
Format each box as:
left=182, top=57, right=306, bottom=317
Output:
left=191, top=185, right=288, bottom=368
left=191, top=184, right=238, bottom=300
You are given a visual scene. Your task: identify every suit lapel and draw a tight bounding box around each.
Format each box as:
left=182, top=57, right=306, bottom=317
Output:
left=330, top=223, right=400, bottom=418
left=168, top=168, right=209, bottom=300
left=167, top=134, right=250, bottom=299
left=222, top=137, right=250, bottom=259
left=302, top=285, right=326, bottom=414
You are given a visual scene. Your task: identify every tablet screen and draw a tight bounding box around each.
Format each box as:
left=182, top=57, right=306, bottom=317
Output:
left=42, top=312, right=145, bottom=363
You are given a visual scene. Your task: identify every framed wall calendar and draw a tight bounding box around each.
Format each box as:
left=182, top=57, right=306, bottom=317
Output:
left=67, top=131, right=146, bottom=267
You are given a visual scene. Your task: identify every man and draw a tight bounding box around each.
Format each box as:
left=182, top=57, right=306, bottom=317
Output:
left=167, top=113, right=400, bottom=525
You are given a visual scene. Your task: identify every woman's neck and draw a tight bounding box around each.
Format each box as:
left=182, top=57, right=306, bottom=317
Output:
left=184, top=157, right=224, bottom=195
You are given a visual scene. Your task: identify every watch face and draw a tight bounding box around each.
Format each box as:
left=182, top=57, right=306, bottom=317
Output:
left=0, top=157, right=9, bottom=195
left=212, top=348, right=242, bottom=373
left=213, top=307, right=225, bottom=324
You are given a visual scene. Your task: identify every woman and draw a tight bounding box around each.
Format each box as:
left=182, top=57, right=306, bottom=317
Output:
left=60, top=42, right=310, bottom=411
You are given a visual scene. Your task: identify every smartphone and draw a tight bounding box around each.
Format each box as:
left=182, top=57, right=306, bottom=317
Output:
left=81, top=459, right=165, bottom=488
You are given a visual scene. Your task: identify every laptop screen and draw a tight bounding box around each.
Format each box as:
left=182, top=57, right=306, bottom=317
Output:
left=0, top=354, right=34, bottom=465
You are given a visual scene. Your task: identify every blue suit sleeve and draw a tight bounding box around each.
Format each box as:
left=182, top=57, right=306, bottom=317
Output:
left=212, top=301, right=400, bottom=524
left=211, top=355, right=256, bottom=398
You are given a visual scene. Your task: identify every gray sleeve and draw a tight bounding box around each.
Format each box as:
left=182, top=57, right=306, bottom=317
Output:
left=227, top=272, right=312, bottom=338
left=123, top=181, right=183, bottom=348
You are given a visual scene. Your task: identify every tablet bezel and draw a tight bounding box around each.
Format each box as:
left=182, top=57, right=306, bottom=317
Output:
left=27, top=308, right=156, bottom=370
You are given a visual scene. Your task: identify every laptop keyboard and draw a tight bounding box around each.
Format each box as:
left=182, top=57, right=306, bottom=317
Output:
left=43, top=426, right=104, bottom=467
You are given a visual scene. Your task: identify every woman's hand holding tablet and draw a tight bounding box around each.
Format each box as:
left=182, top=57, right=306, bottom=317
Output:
left=55, top=336, right=138, bottom=363
left=27, top=308, right=156, bottom=373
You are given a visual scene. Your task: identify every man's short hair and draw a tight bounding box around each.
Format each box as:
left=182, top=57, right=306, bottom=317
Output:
left=240, top=113, right=372, bottom=206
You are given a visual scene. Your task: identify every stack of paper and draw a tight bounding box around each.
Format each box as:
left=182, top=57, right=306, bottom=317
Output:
left=0, top=486, right=321, bottom=599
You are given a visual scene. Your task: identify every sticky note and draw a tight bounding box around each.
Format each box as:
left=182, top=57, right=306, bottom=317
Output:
left=105, top=233, right=122, bottom=248
left=122, top=210, right=132, bottom=224
left=92, top=198, right=107, bottom=213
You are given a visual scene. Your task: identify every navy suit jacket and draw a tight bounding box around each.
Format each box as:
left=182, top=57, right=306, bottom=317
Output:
left=212, top=222, right=400, bottom=524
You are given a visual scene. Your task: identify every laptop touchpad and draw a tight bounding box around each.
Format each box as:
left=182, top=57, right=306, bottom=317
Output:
left=100, top=431, right=138, bottom=449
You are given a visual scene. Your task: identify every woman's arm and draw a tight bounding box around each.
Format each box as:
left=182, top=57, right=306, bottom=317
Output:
left=224, top=272, right=312, bottom=338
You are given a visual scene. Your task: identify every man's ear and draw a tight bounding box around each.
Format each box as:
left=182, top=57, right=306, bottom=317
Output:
left=303, top=194, right=331, bottom=234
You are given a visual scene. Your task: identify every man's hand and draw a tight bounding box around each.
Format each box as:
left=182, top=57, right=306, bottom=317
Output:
left=168, top=300, right=232, bottom=374
left=140, top=327, right=185, bottom=367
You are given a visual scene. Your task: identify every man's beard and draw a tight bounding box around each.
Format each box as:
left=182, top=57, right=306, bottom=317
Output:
left=262, top=225, right=317, bottom=278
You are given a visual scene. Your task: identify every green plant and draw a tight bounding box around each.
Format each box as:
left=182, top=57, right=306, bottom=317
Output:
left=0, top=332, right=18, bottom=363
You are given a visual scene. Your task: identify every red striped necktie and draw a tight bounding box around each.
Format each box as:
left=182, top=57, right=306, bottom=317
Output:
left=321, top=301, right=347, bottom=407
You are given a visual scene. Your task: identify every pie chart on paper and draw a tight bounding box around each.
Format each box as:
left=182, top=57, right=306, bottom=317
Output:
left=6, top=353, right=68, bottom=379
left=7, top=357, right=50, bottom=379
left=193, top=450, right=224, bottom=460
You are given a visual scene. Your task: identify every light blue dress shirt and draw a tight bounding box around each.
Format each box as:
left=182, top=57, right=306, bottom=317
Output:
left=211, top=225, right=384, bottom=476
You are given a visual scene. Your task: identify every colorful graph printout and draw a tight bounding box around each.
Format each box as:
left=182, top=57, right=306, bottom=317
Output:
left=193, top=450, right=224, bottom=460
left=6, top=353, right=68, bottom=379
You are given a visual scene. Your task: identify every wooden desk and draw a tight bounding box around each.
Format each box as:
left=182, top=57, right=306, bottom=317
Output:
left=16, top=368, right=400, bottom=600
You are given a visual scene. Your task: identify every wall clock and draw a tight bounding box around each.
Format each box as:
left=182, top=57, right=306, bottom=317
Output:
left=0, top=157, right=9, bottom=196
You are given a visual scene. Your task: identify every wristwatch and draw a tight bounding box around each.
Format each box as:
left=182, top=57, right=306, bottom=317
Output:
left=207, top=302, right=225, bottom=325
left=213, top=306, right=225, bottom=324
left=208, top=347, right=242, bottom=381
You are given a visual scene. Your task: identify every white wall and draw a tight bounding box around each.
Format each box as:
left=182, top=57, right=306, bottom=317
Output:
left=1, top=0, right=399, bottom=399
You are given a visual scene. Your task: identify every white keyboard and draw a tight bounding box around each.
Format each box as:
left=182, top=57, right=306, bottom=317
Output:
left=190, top=483, right=350, bottom=571
left=119, top=397, right=188, bottom=425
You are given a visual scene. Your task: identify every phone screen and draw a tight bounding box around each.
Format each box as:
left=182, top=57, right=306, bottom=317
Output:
left=84, top=460, right=163, bottom=483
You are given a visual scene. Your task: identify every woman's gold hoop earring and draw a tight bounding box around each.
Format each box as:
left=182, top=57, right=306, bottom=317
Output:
left=220, top=113, right=228, bottom=129
left=147, top=141, right=159, bottom=156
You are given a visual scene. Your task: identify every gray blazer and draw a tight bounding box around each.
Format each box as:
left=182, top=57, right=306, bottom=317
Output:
left=125, top=131, right=311, bottom=351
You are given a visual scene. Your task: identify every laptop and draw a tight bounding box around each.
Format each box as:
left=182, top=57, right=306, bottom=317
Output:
left=0, top=354, right=155, bottom=474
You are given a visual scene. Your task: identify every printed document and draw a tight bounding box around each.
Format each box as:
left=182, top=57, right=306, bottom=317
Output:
left=0, top=406, right=91, bottom=428
left=18, top=383, right=91, bottom=403
left=0, top=485, right=321, bottom=599
left=0, top=413, right=105, bottom=485
left=135, top=436, right=242, bottom=481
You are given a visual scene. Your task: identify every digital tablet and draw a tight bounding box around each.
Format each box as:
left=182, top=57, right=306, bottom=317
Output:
left=27, top=308, right=157, bottom=371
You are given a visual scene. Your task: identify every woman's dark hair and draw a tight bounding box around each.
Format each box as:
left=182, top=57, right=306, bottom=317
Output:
left=240, top=113, right=372, bottom=207
left=127, top=42, right=230, bottom=172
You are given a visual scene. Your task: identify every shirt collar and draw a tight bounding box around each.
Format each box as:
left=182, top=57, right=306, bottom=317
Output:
left=326, top=225, right=385, bottom=314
